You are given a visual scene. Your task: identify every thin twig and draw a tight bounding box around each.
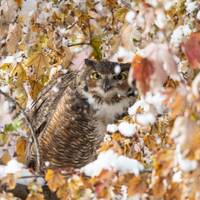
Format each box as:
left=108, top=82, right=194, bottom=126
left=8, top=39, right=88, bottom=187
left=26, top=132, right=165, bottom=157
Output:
left=0, top=89, right=41, bottom=173
left=67, top=42, right=90, bottom=47
left=18, top=175, right=44, bottom=179
left=66, top=21, right=77, bottom=30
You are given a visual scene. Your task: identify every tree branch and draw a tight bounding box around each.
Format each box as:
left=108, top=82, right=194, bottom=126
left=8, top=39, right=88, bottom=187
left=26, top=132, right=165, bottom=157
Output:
left=67, top=42, right=90, bottom=47
left=0, top=89, right=41, bottom=173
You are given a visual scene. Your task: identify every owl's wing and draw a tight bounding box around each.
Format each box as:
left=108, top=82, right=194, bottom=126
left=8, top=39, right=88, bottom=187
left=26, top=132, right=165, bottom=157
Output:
left=28, top=71, right=77, bottom=136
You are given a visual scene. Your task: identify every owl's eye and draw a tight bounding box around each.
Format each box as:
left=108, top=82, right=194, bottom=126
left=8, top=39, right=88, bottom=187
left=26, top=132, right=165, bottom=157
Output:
left=113, top=72, right=127, bottom=80
left=90, top=71, right=102, bottom=79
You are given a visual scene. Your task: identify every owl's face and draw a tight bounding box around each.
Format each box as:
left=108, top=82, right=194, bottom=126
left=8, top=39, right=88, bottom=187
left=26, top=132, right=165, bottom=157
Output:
left=80, top=59, right=134, bottom=104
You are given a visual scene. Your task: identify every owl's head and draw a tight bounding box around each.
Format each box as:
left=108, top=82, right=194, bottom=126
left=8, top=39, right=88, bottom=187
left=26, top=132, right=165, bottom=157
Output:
left=79, top=59, right=135, bottom=104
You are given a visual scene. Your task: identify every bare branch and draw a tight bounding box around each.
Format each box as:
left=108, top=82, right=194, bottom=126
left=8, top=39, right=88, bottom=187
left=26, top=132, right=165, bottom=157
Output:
left=0, top=89, right=41, bottom=173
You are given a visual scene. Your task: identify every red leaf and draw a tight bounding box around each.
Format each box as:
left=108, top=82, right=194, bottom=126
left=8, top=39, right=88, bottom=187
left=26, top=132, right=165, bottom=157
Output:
left=182, top=32, right=200, bottom=69
left=132, top=55, right=154, bottom=95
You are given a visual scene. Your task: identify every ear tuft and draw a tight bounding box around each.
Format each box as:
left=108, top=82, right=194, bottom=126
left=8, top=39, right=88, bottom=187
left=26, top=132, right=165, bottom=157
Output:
left=85, top=59, right=96, bottom=67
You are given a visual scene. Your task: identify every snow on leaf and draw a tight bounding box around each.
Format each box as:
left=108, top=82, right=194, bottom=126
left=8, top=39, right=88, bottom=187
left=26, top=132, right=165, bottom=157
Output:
left=136, top=112, right=156, bottom=126
left=0, top=51, right=24, bottom=66
left=118, top=121, right=137, bottom=137
left=81, top=150, right=144, bottom=177
left=106, top=124, right=118, bottom=133
left=182, top=32, right=200, bottom=69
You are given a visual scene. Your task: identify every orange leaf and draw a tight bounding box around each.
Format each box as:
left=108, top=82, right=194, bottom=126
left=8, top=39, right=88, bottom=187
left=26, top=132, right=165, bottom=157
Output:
left=16, top=137, right=26, bottom=163
left=15, top=0, right=23, bottom=7
left=1, top=151, right=11, bottom=164
left=132, top=55, right=154, bottom=95
left=45, top=169, right=66, bottom=192
left=127, top=176, right=147, bottom=196
left=182, top=32, right=200, bottom=69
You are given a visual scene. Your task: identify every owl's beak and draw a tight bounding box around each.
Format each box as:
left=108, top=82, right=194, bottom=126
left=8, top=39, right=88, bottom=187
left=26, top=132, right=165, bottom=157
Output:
left=102, top=79, right=111, bottom=92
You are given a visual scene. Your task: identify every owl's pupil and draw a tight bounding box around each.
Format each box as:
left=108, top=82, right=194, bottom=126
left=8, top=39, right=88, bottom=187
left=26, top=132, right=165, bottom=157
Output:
left=114, top=74, right=123, bottom=80
left=95, top=73, right=100, bottom=79
left=91, top=72, right=101, bottom=79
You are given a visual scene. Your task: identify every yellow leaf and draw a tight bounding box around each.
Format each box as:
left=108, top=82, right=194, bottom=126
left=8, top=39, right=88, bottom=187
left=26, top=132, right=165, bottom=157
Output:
left=56, top=183, right=68, bottom=200
left=16, top=137, right=26, bottom=163
left=26, top=52, right=49, bottom=77
left=10, top=63, right=27, bottom=86
left=26, top=193, right=44, bottom=200
left=112, top=133, right=122, bottom=141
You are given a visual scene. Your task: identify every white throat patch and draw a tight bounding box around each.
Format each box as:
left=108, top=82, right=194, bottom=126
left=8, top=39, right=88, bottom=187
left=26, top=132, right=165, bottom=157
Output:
left=82, top=91, right=134, bottom=124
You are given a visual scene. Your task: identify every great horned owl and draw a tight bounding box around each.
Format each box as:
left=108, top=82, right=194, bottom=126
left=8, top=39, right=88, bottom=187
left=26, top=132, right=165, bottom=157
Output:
left=26, top=59, right=136, bottom=170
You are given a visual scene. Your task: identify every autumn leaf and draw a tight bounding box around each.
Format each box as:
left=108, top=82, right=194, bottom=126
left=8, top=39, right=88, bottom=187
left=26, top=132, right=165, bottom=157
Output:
left=28, top=79, right=43, bottom=100
left=45, top=169, right=66, bottom=192
left=26, top=52, right=49, bottom=77
left=6, top=22, right=22, bottom=54
left=182, top=32, right=200, bottom=69
left=2, top=173, right=16, bottom=190
left=1, top=150, right=11, bottom=164
left=26, top=193, right=45, bottom=200
left=130, top=43, right=178, bottom=95
left=132, top=54, right=154, bottom=95
left=16, top=137, right=26, bottom=163
left=127, top=176, right=147, bottom=196
left=10, top=63, right=27, bottom=86
left=56, top=183, right=68, bottom=200
left=91, top=36, right=102, bottom=60
left=152, top=177, right=166, bottom=198
left=14, top=0, right=23, bottom=7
